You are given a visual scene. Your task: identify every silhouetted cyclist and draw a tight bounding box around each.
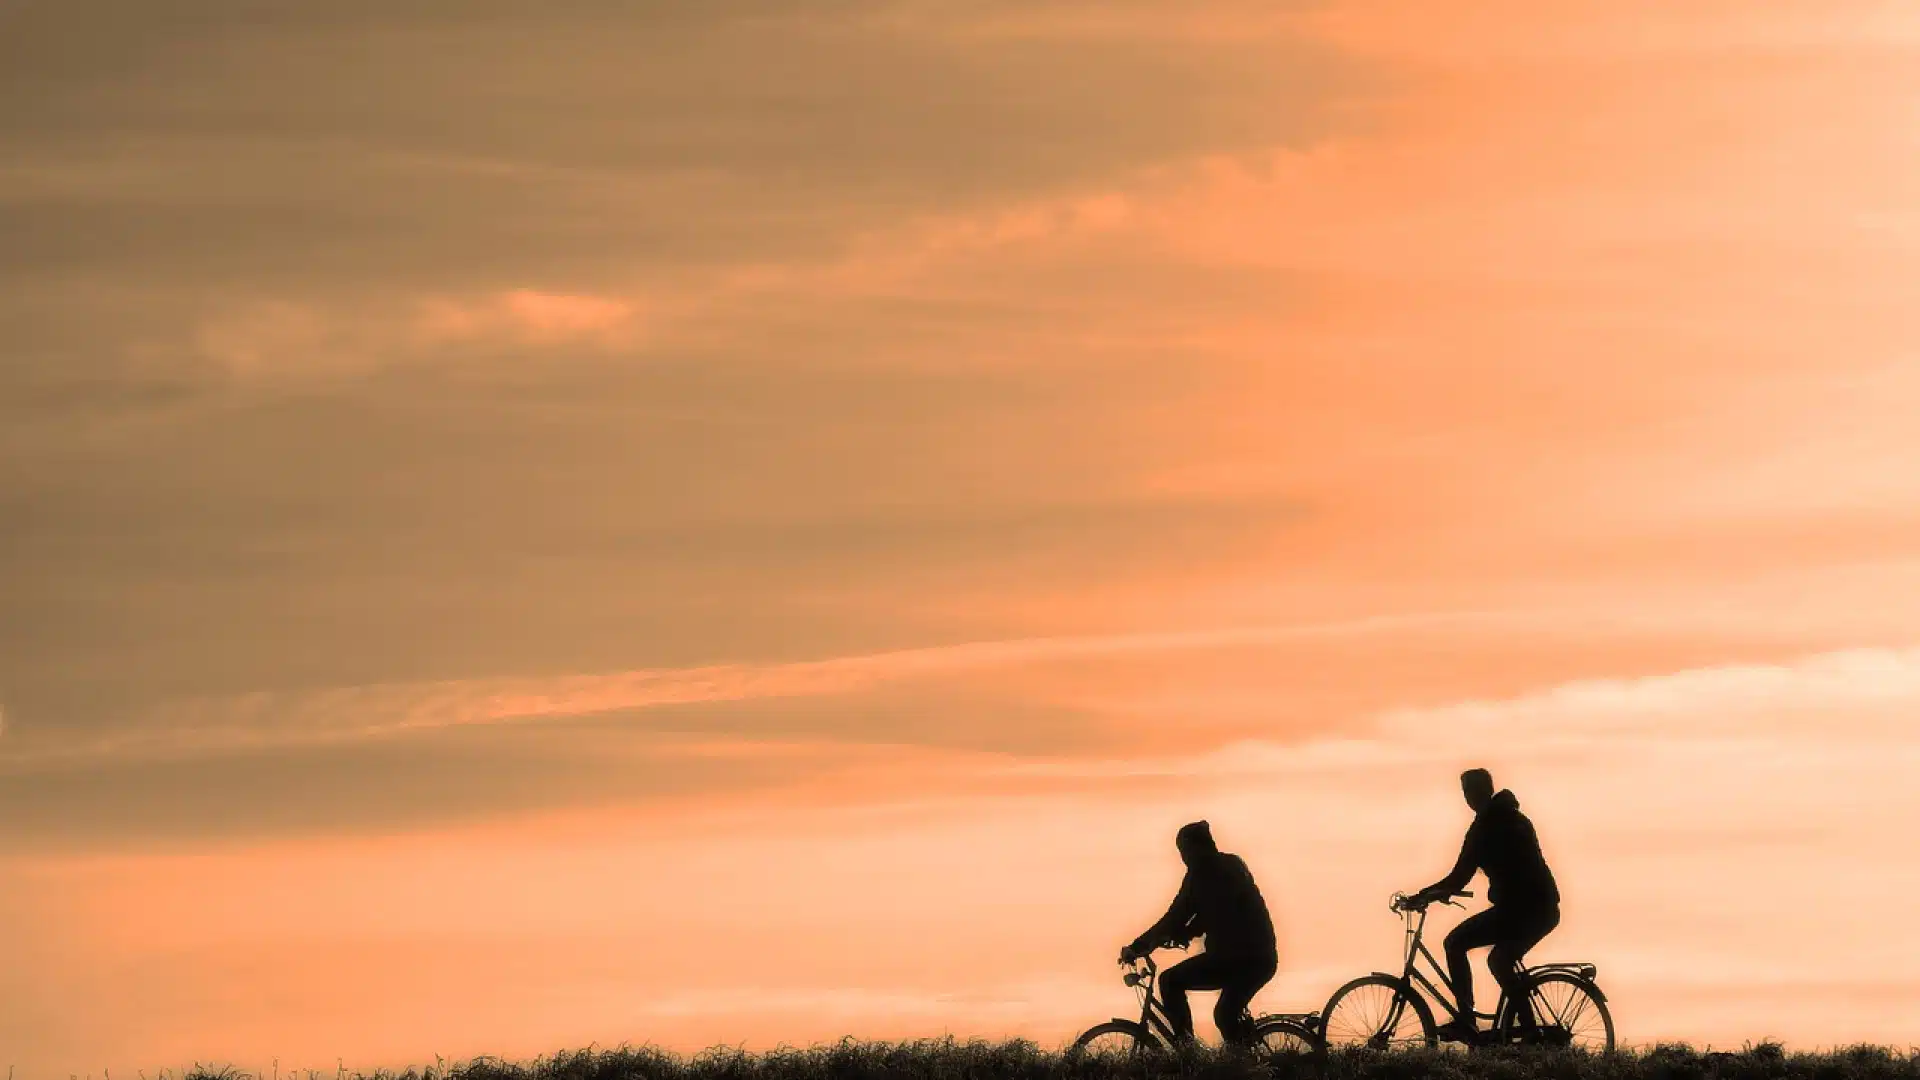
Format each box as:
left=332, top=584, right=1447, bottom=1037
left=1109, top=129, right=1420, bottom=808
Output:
left=1119, top=820, right=1278, bottom=1048
left=1405, top=768, right=1561, bottom=1043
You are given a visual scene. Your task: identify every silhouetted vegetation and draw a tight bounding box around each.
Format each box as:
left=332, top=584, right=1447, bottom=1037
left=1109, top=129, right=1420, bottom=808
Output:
left=166, top=1038, right=1920, bottom=1080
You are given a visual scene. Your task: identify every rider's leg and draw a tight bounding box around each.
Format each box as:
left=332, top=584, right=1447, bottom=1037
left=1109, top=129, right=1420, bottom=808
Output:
left=1442, top=908, right=1506, bottom=1036
left=1159, top=954, right=1228, bottom=1044
left=1488, top=904, right=1561, bottom=1029
left=1212, top=955, right=1277, bottom=1048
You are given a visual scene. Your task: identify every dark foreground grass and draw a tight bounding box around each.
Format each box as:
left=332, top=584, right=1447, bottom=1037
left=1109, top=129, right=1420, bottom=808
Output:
left=175, top=1041, right=1920, bottom=1080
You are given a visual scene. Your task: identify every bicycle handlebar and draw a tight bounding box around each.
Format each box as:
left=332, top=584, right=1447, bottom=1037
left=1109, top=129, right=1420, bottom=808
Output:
left=1390, top=889, right=1474, bottom=913
left=1119, top=952, right=1158, bottom=987
left=1115, top=935, right=1190, bottom=989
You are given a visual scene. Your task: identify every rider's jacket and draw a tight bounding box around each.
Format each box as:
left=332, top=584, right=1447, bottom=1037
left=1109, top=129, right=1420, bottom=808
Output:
left=1131, top=851, right=1278, bottom=963
left=1433, top=788, right=1561, bottom=909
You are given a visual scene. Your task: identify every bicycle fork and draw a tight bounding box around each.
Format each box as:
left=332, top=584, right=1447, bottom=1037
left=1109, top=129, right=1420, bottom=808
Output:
left=1376, top=995, right=1413, bottom=1050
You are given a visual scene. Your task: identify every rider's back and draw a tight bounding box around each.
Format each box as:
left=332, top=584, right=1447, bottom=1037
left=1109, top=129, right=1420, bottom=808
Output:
left=1468, top=790, right=1559, bottom=908
left=1187, top=851, right=1278, bottom=960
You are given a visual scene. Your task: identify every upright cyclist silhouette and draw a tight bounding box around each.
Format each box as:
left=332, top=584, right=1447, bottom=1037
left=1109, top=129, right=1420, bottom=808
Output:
left=1405, top=768, right=1561, bottom=1043
left=1119, top=820, right=1278, bottom=1048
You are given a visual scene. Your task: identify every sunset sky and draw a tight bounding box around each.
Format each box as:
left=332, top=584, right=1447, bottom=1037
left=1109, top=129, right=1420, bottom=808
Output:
left=4, top=0, right=1920, bottom=1074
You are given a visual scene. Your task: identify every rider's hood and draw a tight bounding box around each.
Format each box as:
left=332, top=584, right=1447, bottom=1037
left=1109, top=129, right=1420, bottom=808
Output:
left=1484, top=788, right=1520, bottom=814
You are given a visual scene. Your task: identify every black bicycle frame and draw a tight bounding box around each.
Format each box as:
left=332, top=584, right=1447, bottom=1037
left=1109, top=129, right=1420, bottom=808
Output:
left=1127, top=960, right=1185, bottom=1043
left=1125, top=957, right=1274, bottom=1044
left=1396, top=905, right=1497, bottom=1024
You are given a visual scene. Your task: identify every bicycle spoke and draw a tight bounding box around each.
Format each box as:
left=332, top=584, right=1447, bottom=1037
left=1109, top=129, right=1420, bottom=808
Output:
left=1558, top=990, right=1589, bottom=1030
left=1326, top=980, right=1429, bottom=1049
left=1515, top=975, right=1610, bottom=1051
left=1344, top=992, right=1378, bottom=1041
left=1255, top=1021, right=1318, bottom=1056
left=1549, top=986, right=1579, bottom=1028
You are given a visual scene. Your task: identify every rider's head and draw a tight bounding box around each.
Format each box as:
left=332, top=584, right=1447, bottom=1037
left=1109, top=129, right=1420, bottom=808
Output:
left=1461, top=768, right=1496, bottom=812
left=1175, top=820, right=1217, bottom=866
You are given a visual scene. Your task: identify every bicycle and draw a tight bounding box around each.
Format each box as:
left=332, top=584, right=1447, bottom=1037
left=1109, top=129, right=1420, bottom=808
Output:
left=1068, top=943, right=1324, bottom=1059
left=1318, top=890, right=1614, bottom=1052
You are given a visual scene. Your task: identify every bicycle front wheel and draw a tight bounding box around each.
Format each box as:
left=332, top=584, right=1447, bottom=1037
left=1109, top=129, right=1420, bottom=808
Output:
left=1496, top=972, right=1613, bottom=1052
left=1252, top=1016, right=1324, bottom=1058
left=1321, top=975, right=1437, bottom=1050
left=1067, top=1019, right=1161, bottom=1059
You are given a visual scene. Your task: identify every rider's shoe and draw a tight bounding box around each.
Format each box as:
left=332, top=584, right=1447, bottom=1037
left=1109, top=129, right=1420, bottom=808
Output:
left=1505, top=1021, right=1568, bottom=1047
left=1435, top=1019, right=1480, bottom=1045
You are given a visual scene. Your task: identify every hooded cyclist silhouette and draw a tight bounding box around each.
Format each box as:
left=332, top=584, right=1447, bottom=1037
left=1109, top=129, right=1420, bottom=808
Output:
left=1405, top=768, right=1561, bottom=1043
left=1119, top=820, right=1277, bottom=1047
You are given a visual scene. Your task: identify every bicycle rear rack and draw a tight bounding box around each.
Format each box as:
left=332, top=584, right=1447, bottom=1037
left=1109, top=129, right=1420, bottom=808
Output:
left=1526, top=962, right=1598, bottom=980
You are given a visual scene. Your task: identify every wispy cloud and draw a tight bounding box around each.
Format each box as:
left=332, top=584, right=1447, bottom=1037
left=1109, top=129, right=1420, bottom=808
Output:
left=1372, top=645, right=1920, bottom=746
left=189, top=286, right=649, bottom=386
left=415, top=289, right=645, bottom=348
left=194, top=300, right=360, bottom=379
left=18, top=627, right=1919, bottom=781
left=1006, top=643, right=1920, bottom=782
left=0, top=611, right=1496, bottom=768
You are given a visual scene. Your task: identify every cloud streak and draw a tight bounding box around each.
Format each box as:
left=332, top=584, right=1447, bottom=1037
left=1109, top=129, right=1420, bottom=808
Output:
left=0, top=610, right=1503, bottom=768
left=1376, top=645, right=1920, bottom=736
left=1002, top=643, right=1920, bottom=784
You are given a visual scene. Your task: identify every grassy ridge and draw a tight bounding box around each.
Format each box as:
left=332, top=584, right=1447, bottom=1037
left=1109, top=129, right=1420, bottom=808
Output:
left=177, top=1041, right=1920, bottom=1080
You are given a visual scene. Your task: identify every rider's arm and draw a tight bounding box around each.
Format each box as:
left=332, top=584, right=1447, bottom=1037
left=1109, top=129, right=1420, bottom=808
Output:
left=1131, top=870, right=1197, bottom=953
left=1422, top=824, right=1479, bottom=899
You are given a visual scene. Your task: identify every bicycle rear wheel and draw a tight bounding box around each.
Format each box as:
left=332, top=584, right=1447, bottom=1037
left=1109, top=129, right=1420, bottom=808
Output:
left=1067, top=1019, right=1161, bottom=1059
left=1320, top=975, right=1437, bottom=1050
left=1495, top=972, right=1614, bottom=1052
left=1253, top=1016, right=1324, bottom=1058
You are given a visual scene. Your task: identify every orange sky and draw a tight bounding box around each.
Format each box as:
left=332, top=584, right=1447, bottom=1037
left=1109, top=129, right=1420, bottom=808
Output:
left=3, top=0, right=1918, bottom=1075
